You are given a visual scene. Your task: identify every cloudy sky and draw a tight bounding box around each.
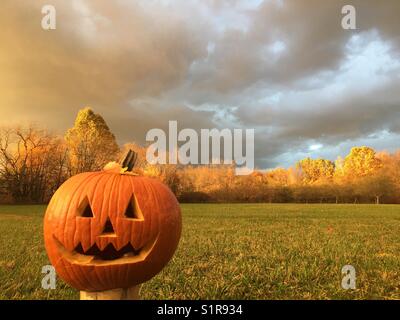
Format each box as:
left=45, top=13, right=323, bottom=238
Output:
left=1, top=0, right=400, bottom=169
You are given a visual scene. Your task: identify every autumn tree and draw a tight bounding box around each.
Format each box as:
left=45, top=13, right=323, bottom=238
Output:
left=65, top=107, right=119, bottom=175
left=358, top=174, right=394, bottom=204
left=266, top=168, right=291, bottom=186
left=144, top=164, right=182, bottom=196
left=296, top=158, right=335, bottom=184
left=342, top=146, right=381, bottom=180
left=376, top=151, right=400, bottom=195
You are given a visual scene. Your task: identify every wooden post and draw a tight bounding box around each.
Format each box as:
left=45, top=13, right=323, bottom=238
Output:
left=80, top=285, right=141, bottom=300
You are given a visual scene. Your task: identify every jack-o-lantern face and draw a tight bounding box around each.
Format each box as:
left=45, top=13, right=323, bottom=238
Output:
left=44, top=170, right=181, bottom=292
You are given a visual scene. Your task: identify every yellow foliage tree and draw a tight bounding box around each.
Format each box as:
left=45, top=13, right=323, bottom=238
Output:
left=296, top=158, right=335, bottom=184
left=342, top=146, right=381, bottom=179
left=65, top=107, right=119, bottom=175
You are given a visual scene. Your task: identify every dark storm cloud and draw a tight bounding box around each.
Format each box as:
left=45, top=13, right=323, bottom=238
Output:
left=236, top=73, right=400, bottom=169
left=1, top=0, right=400, bottom=168
left=189, top=0, right=400, bottom=94
left=0, top=0, right=209, bottom=130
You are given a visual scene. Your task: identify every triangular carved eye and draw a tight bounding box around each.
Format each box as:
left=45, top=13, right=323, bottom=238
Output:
left=77, top=197, right=94, bottom=218
left=82, top=205, right=94, bottom=218
left=124, top=196, right=144, bottom=220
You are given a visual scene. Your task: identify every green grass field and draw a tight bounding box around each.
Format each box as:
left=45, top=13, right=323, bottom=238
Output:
left=0, top=204, right=399, bottom=300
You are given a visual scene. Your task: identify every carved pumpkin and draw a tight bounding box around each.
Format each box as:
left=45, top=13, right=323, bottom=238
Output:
left=43, top=154, right=181, bottom=292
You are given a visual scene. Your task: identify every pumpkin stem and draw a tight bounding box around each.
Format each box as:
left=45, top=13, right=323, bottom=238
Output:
left=119, top=149, right=137, bottom=172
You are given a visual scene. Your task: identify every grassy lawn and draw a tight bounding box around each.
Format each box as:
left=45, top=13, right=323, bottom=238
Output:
left=0, top=203, right=400, bottom=300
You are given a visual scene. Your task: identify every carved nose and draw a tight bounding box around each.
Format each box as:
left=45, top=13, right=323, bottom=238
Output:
left=99, top=218, right=117, bottom=238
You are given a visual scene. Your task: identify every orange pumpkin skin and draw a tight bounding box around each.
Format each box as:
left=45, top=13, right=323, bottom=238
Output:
left=44, top=171, right=181, bottom=292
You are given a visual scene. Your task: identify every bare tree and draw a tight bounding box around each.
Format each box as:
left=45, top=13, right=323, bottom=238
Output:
left=0, top=126, right=68, bottom=203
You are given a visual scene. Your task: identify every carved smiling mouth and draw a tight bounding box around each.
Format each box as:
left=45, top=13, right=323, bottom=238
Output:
left=75, top=242, right=142, bottom=260
left=53, top=236, right=156, bottom=266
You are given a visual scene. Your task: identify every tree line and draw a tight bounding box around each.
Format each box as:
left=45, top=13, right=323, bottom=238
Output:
left=159, top=146, right=399, bottom=204
left=0, top=108, right=399, bottom=204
